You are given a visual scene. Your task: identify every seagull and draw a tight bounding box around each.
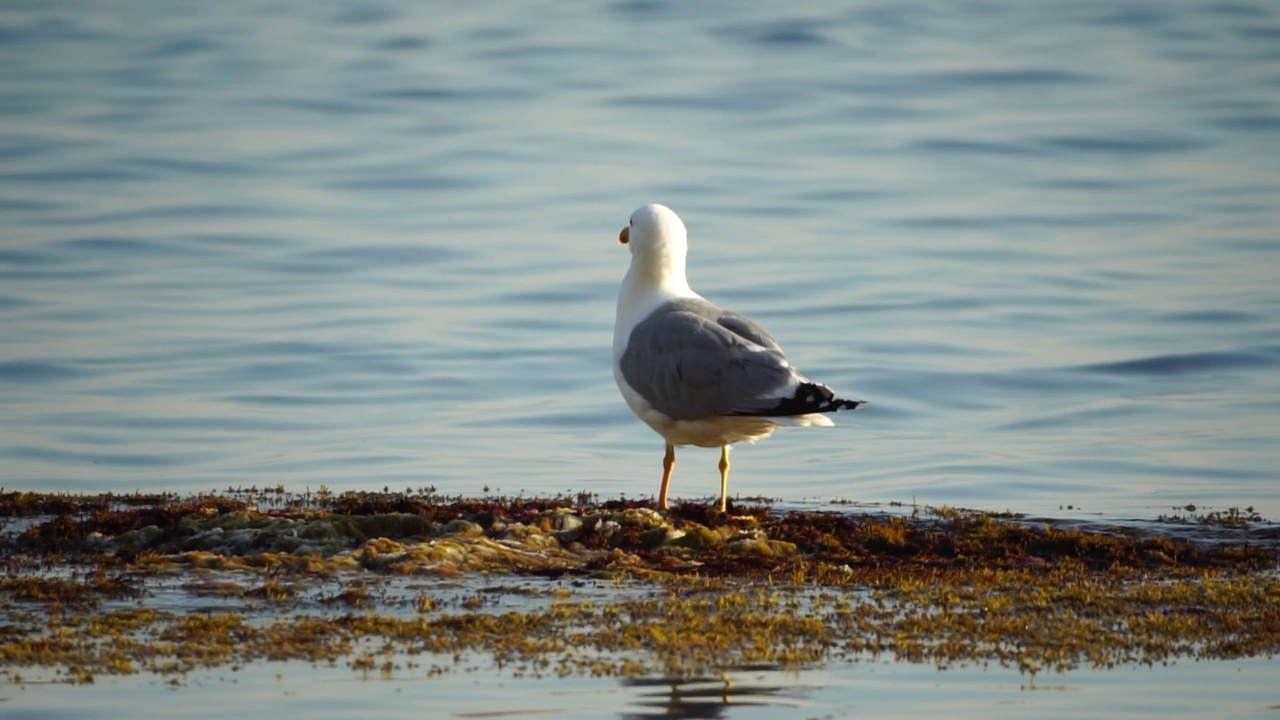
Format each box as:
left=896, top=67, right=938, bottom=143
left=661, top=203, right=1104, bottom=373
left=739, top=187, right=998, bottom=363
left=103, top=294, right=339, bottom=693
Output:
left=612, top=203, right=864, bottom=512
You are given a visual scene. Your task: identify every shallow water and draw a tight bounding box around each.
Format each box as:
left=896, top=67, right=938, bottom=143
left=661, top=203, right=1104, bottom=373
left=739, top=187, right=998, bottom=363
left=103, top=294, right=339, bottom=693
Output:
left=1, top=1, right=1278, bottom=714
left=6, top=656, right=1279, bottom=720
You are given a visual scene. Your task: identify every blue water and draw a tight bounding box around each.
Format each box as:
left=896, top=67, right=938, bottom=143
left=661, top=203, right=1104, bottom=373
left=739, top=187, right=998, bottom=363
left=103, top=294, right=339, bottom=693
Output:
left=2, top=0, right=1279, bottom=519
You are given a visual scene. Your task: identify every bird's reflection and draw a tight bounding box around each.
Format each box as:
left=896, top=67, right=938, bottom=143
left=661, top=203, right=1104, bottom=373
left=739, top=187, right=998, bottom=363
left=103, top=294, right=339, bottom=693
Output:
left=617, top=666, right=810, bottom=719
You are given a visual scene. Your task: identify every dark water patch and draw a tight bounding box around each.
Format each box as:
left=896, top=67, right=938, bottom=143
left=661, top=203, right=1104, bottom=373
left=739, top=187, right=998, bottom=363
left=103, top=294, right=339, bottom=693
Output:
left=183, top=232, right=296, bottom=250
left=123, top=156, right=258, bottom=177
left=224, top=394, right=333, bottom=407
left=373, top=35, right=431, bottom=51
left=854, top=4, right=929, bottom=33
left=0, top=137, right=80, bottom=163
left=0, top=295, right=29, bottom=309
left=328, top=351, right=422, bottom=378
left=1209, top=114, right=1280, bottom=131
left=0, top=16, right=107, bottom=44
left=144, top=36, right=220, bottom=59
left=1027, top=274, right=1112, bottom=292
left=896, top=211, right=1172, bottom=229
left=263, top=247, right=464, bottom=276
left=832, top=69, right=1095, bottom=101
left=257, top=96, right=377, bottom=115
left=55, top=236, right=204, bottom=257
left=1235, top=25, right=1280, bottom=41
left=1056, top=457, right=1271, bottom=482
left=912, top=138, right=1038, bottom=156
left=1208, top=237, right=1280, bottom=252
left=790, top=188, right=887, bottom=203
left=36, top=203, right=278, bottom=225
left=645, top=184, right=717, bottom=203
left=859, top=339, right=1002, bottom=359
left=186, top=348, right=417, bottom=384
left=332, top=3, right=397, bottom=25
left=841, top=102, right=934, bottom=122
left=3, top=446, right=192, bottom=469
left=372, top=86, right=529, bottom=102
left=1158, top=309, right=1261, bottom=324
left=792, top=297, right=988, bottom=319
left=331, top=174, right=486, bottom=192
left=916, top=462, right=1055, bottom=480
left=299, top=244, right=467, bottom=269
left=234, top=340, right=341, bottom=358
left=1205, top=2, right=1267, bottom=17
left=978, top=368, right=1118, bottom=394
left=197, top=360, right=330, bottom=385
left=1079, top=349, right=1277, bottom=377
left=0, top=267, right=118, bottom=281
left=1038, top=177, right=1139, bottom=191
left=0, top=360, right=91, bottom=382
left=37, top=410, right=314, bottom=433
left=702, top=203, right=815, bottom=218
left=485, top=317, right=602, bottom=337
left=1038, top=133, right=1207, bottom=156
left=1084, top=5, right=1172, bottom=28
left=612, top=0, right=675, bottom=16
left=478, top=40, right=603, bottom=63
left=0, top=168, right=153, bottom=184
left=998, top=403, right=1151, bottom=432
left=1200, top=200, right=1278, bottom=219
left=0, top=197, right=63, bottom=211
left=818, top=76, right=941, bottom=99
left=480, top=409, right=635, bottom=430
left=72, top=341, right=346, bottom=374
left=715, top=18, right=833, bottom=47
left=224, top=387, right=439, bottom=407
left=0, top=94, right=49, bottom=116
left=492, top=286, right=601, bottom=306
left=0, top=249, right=55, bottom=266
left=869, top=367, right=1107, bottom=412
left=910, top=246, right=1063, bottom=264
left=929, top=69, right=1098, bottom=88
left=607, top=92, right=790, bottom=114
left=106, top=63, right=186, bottom=90
left=1093, top=267, right=1161, bottom=283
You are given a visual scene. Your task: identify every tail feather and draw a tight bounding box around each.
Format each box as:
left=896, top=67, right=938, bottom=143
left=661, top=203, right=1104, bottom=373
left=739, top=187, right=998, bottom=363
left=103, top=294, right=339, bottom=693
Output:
left=731, top=381, right=865, bottom=418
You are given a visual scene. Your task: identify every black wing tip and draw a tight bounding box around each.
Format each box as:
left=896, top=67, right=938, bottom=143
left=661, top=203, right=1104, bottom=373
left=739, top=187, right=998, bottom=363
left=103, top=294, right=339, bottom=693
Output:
left=829, top=398, right=867, bottom=412
left=732, top=382, right=866, bottom=417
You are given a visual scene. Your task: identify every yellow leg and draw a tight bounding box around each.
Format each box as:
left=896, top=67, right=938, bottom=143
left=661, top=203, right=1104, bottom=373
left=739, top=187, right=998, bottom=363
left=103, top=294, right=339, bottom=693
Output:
left=718, top=446, right=731, bottom=513
left=658, top=443, right=675, bottom=511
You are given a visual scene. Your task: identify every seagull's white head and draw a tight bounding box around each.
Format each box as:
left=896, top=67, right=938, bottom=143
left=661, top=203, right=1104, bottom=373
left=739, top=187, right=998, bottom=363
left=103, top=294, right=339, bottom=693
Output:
left=618, top=203, right=689, bottom=289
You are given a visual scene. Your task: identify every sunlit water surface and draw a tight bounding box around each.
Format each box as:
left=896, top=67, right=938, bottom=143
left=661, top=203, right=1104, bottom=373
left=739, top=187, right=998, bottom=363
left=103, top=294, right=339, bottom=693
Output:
left=2, top=0, right=1278, bottom=716
left=6, top=655, right=1279, bottom=720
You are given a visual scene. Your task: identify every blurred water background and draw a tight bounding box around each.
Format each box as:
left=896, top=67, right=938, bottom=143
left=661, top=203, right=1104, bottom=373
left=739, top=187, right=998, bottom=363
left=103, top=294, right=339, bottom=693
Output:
left=2, top=0, right=1279, bottom=518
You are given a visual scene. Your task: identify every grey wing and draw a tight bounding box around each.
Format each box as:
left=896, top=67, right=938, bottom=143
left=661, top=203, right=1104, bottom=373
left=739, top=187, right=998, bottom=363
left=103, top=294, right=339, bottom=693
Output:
left=717, top=311, right=785, bottom=353
left=619, top=307, right=796, bottom=421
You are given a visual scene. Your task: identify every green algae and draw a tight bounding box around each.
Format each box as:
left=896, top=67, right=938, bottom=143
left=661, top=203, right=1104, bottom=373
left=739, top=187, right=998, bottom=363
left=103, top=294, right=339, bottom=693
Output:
left=1, top=489, right=1277, bottom=685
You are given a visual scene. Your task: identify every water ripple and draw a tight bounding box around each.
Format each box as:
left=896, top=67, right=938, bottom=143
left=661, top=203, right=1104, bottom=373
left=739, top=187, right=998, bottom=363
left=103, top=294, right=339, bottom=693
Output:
left=715, top=19, right=833, bottom=47
left=912, top=138, right=1038, bottom=156
left=1038, top=133, right=1208, bottom=155
left=0, top=360, right=91, bottom=382
left=1078, top=348, right=1278, bottom=376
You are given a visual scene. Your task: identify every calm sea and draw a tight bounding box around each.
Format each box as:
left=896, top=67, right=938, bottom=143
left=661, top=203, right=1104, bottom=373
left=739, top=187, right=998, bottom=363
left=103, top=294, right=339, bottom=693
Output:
left=4, top=2, right=1280, bottom=717
left=2, top=0, right=1278, bottom=519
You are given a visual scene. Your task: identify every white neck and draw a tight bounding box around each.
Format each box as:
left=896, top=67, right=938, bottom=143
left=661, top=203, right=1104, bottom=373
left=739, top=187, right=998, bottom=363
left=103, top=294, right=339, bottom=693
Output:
left=613, top=258, right=699, bottom=361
